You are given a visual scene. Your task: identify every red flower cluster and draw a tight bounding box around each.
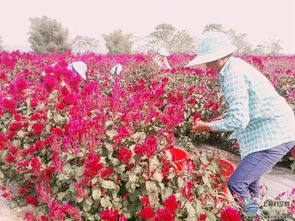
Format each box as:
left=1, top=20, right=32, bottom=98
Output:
left=118, top=147, right=132, bottom=164
left=83, top=153, right=104, bottom=177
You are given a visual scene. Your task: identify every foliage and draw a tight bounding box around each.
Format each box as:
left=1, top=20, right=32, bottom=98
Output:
left=103, top=30, right=133, bottom=54
left=0, top=36, right=4, bottom=51
left=148, top=23, right=195, bottom=53
left=28, top=16, right=70, bottom=53
left=71, top=36, right=100, bottom=54
left=0, top=51, right=294, bottom=220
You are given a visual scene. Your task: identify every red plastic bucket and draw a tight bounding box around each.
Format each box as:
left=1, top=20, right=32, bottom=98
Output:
left=168, top=147, right=188, bottom=171
left=218, top=159, right=236, bottom=179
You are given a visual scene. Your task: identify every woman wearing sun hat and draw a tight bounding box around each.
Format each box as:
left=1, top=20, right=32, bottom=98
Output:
left=188, top=32, right=295, bottom=216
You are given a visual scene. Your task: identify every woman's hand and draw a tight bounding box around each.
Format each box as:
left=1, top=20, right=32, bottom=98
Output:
left=192, top=120, right=210, bottom=132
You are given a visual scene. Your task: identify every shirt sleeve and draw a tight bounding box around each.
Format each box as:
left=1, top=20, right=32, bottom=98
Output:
left=208, top=71, right=250, bottom=132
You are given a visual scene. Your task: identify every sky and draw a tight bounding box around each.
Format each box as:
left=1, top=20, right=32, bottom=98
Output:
left=1, top=0, right=295, bottom=54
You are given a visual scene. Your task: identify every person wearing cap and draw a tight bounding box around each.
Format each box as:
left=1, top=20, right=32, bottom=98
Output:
left=188, top=32, right=295, bottom=214
left=41, top=61, right=87, bottom=82
left=67, top=61, right=87, bottom=80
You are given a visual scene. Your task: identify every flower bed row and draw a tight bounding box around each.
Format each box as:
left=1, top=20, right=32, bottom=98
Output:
left=0, top=51, right=294, bottom=220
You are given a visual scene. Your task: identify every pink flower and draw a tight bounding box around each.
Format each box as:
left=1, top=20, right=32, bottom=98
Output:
left=118, top=147, right=132, bottom=164
left=220, top=206, right=242, bottom=221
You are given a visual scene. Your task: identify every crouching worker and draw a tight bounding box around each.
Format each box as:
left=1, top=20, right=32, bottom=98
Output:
left=187, top=32, right=295, bottom=217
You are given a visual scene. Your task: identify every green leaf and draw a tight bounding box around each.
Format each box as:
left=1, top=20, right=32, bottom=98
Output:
left=92, top=188, right=101, bottom=201
left=101, top=180, right=116, bottom=189
left=100, top=196, right=111, bottom=208
left=153, top=171, right=163, bottom=183
left=53, top=114, right=64, bottom=124
left=106, top=130, right=118, bottom=139
left=105, top=120, right=113, bottom=127
left=17, top=130, right=25, bottom=138
left=129, top=174, right=138, bottom=183
left=75, top=166, right=84, bottom=177
left=146, top=180, right=157, bottom=192
left=63, top=164, right=72, bottom=174
left=105, top=143, right=113, bottom=151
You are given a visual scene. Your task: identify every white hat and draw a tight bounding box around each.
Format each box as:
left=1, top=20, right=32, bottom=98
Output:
left=157, top=47, right=170, bottom=56
left=110, top=63, right=123, bottom=75
left=185, top=32, right=236, bottom=67
left=71, top=61, right=87, bottom=80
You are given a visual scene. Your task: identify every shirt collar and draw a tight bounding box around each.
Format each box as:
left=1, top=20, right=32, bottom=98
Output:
left=219, top=56, right=232, bottom=77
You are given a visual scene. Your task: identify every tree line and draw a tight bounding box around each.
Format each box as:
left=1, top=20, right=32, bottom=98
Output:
left=0, top=16, right=286, bottom=55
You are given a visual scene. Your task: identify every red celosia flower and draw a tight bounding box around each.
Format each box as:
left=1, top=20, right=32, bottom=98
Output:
left=15, top=76, right=28, bottom=93
left=145, top=135, right=158, bottom=157
left=35, top=140, right=45, bottom=150
left=0, top=133, right=7, bottom=150
left=140, top=196, right=150, bottom=207
left=30, top=157, right=41, bottom=170
left=26, top=195, right=39, bottom=207
left=43, top=76, right=58, bottom=93
left=83, top=153, right=103, bottom=177
left=14, top=113, right=25, bottom=121
left=51, top=127, right=63, bottom=136
left=30, top=99, right=38, bottom=108
left=9, top=121, right=22, bottom=131
left=220, top=206, right=242, bottom=221
left=1, top=98, right=16, bottom=113
left=74, top=183, right=88, bottom=198
left=100, top=208, right=119, bottom=221
left=199, top=213, right=208, bottom=221
left=118, top=147, right=132, bottom=164
left=118, top=214, right=127, bottom=221
left=24, top=212, right=37, bottom=221
left=61, top=204, right=82, bottom=221
left=9, top=146, right=19, bottom=155
left=290, top=148, right=295, bottom=158
left=138, top=206, right=155, bottom=219
left=154, top=208, right=174, bottom=221
left=163, top=194, right=179, bottom=214
left=51, top=152, right=64, bottom=173
left=5, top=154, right=15, bottom=163
left=193, top=112, right=201, bottom=121
left=100, top=168, right=114, bottom=179
left=30, top=113, right=42, bottom=121
left=33, top=122, right=44, bottom=136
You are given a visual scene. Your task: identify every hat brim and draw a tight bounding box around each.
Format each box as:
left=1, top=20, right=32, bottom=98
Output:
left=72, top=63, right=87, bottom=80
left=185, top=47, right=235, bottom=67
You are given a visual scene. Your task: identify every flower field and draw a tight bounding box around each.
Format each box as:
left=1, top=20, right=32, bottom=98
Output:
left=0, top=51, right=294, bottom=220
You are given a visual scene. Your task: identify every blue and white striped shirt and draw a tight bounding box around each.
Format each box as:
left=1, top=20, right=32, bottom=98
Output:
left=208, top=57, right=295, bottom=159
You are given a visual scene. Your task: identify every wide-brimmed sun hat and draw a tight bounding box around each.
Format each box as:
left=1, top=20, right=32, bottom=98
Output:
left=185, top=32, right=236, bottom=67
left=71, top=61, right=87, bottom=80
